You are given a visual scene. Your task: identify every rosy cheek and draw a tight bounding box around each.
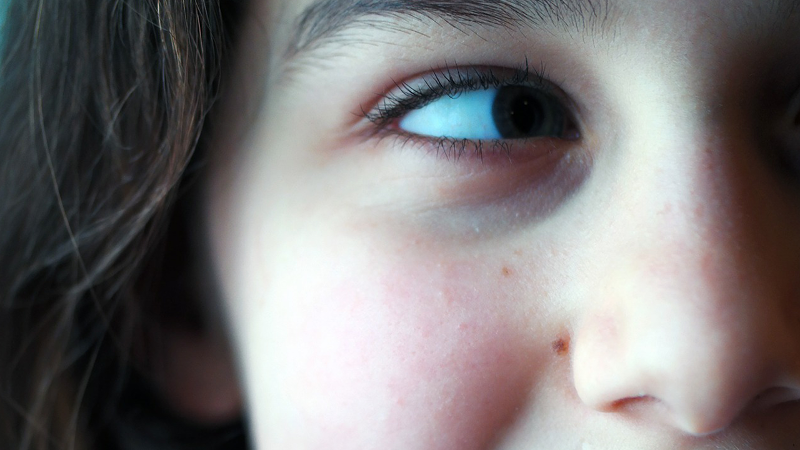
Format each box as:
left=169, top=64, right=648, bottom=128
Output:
left=263, top=238, right=554, bottom=450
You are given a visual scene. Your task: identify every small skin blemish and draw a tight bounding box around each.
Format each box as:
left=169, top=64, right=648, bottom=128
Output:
left=501, top=266, right=512, bottom=277
left=552, top=337, right=570, bottom=356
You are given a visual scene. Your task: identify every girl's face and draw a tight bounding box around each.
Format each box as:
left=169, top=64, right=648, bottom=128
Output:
left=204, top=0, right=800, bottom=448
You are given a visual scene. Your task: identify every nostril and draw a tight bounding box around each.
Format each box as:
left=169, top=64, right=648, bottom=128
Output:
left=603, top=395, right=685, bottom=430
left=608, top=395, right=657, bottom=412
left=749, top=387, right=800, bottom=413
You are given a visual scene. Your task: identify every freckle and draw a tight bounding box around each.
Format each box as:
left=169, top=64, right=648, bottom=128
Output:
left=552, top=337, right=570, bottom=356
left=501, top=266, right=512, bottom=277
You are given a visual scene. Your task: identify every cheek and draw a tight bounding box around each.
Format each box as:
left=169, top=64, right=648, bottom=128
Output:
left=246, top=228, right=555, bottom=449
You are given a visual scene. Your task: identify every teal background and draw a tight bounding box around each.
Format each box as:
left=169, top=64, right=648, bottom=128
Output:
left=0, top=0, right=11, bottom=45
left=0, top=0, right=8, bottom=48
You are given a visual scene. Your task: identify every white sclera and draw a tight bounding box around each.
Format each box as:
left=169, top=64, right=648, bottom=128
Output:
left=399, top=89, right=503, bottom=140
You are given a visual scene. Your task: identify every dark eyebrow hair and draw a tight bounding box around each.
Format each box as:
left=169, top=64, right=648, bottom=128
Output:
left=285, top=0, right=615, bottom=60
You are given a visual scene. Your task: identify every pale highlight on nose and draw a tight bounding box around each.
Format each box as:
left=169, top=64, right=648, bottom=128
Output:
left=570, top=120, right=800, bottom=435
left=573, top=249, right=800, bottom=435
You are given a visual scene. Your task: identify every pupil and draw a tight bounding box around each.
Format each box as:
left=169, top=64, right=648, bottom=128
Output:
left=509, top=93, right=543, bottom=133
left=492, top=86, right=561, bottom=139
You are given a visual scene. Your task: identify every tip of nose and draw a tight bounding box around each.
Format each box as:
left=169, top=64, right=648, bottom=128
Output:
left=668, top=392, right=755, bottom=436
left=672, top=387, right=800, bottom=436
left=673, top=416, right=728, bottom=437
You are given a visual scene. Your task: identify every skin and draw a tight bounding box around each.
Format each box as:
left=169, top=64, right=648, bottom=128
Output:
left=202, top=0, right=800, bottom=448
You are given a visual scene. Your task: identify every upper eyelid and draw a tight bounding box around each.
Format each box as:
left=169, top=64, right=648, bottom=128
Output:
left=362, top=61, right=564, bottom=128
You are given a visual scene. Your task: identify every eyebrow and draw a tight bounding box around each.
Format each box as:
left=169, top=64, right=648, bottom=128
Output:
left=285, top=0, right=615, bottom=60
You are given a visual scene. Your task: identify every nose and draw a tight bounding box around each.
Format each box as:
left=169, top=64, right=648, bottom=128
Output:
left=571, top=131, right=800, bottom=435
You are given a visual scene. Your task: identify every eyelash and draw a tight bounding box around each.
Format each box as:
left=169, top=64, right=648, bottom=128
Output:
left=362, top=59, right=571, bottom=161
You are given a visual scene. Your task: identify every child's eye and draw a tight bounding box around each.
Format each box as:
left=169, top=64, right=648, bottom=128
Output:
left=363, top=63, right=580, bottom=160
left=400, top=86, right=569, bottom=140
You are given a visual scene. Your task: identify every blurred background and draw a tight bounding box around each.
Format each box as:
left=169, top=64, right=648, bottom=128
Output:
left=0, top=0, right=6, bottom=31
left=0, top=0, right=7, bottom=47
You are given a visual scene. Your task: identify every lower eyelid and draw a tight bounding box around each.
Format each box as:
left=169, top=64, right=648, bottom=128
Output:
left=414, top=141, right=589, bottom=219
left=375, top=128, right=575, bottom=168
left=353, top=130, right=591, bottom=230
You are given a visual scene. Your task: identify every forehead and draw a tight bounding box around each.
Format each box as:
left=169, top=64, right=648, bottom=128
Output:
left=240, top=0, right=800, bottom=93
left=267, top=0, right=799, bottom=52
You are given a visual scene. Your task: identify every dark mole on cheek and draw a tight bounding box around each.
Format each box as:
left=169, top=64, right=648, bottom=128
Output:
left=552, top=337, right=570, bottom=356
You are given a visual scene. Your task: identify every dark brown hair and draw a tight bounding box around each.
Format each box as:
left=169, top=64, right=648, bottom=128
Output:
left=0, top=1, right=242, bottom=448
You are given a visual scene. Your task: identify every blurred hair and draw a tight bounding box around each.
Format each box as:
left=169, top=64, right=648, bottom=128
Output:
left=0, top=1, right=242, bottom=448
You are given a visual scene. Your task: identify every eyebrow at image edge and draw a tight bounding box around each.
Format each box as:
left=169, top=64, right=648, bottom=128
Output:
left=285, top=0, right=615, bottom=59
